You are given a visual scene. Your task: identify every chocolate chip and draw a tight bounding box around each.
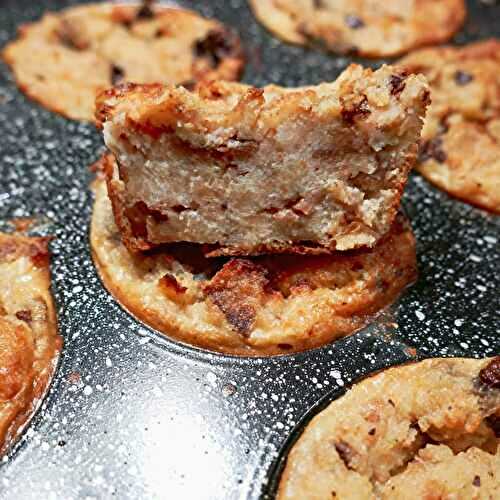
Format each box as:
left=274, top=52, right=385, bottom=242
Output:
left=390, top=74, right=407, bottom=96
left=194, top=28, right=239, bottom=68
left=111, top=64, right=125, bottom=85
left=15, top=309, right=32, bottom=322
left=368, top=428, right=376, bottom=436
left=58, top=33, right=78, bottom=50
left=479, top=357, right=500, bottom=388
left=180, top=80, right=196, bottom=91
left=313, top=0, right=325, bottom=7
left=341, top=97, right=370, bottom=124
left=438, top=118, right=450, bottom=135
left=473, top=475, right=481, bottom=487
left=486, top=415, right=500, bottom=437
left=419, top=137, right=447, bottom=163
left=171, top=205, right=189, bottom=213
left=334, top=441, right=354, bottom=469
left=454, top=70, right=474, bottom=86
left=345, top=15, right=365, bottom=29
left=136, top=0, right=155, bottom=20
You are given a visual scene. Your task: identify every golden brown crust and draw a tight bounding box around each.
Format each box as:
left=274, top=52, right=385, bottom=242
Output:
left=97, top=66, right=429, bottom=255
left=0, top=232, right=62, bottom=455
left=278, top=357, right=500, bottom=499
left=399, top=39, right=500, bottom=213
left=90, top=175, right=417, bottom=356
left=2, top=3, right=244, bottom=122
left=249, top=0, right=466, bottom=58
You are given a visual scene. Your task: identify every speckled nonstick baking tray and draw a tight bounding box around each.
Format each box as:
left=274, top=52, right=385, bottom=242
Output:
left=0, top=0, right=499, bottom=498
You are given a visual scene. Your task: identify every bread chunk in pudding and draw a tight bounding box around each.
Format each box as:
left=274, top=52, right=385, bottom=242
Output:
left=96, top=64, right=429, bottom=255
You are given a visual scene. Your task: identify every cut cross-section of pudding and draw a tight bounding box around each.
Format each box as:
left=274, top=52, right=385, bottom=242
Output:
left=96, top=64, right=430, bottom=255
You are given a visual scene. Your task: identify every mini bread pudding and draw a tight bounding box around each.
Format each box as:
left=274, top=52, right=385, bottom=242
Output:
left=0, top=232, right=62, bottom=454
left=90, top=166, right=417, bottom=356
left=2, top=2, right=244, bottom=121
left=278, top=357, right=500, bottom=499
left=249, top=0, right=466, bottom=58
left=96, top=64, right=430, bottom=255
left=400, top=40, right=500, bottom=213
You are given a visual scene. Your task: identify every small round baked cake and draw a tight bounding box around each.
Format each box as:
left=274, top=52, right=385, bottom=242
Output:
left=278, top=357, right=500, bottom=499
left=249, top=0, right=465, bottom=58
left=91, top=158, right=417, bottom=356
left=0, top=231, right=62, bottom=454
left=400, top=40, right=500, bottom=213
left=2, top=2, right=244, bottom=121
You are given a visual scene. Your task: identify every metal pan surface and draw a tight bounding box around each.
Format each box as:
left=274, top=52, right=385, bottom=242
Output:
left=0, top=0, right=499, bottom=498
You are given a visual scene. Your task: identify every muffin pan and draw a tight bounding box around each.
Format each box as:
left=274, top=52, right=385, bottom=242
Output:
left=0, top=0, right=498, bottom=498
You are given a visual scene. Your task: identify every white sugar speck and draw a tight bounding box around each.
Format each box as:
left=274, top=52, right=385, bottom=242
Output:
left=83, top=385, right=93, bottom=396
left=415, top=311, right=425, bottom=321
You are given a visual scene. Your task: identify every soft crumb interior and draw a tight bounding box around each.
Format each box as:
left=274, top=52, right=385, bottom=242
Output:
left=103, top=65, right=428, bottom=252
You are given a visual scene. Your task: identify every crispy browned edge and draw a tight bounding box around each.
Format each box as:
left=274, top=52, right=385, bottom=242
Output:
left=1, top=3, right=245, bottom=123
left=0, top=233, right=62, bottom=455
left=249, top=0, right=466, bottom=58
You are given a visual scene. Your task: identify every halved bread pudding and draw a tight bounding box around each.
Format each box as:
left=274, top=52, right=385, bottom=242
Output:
left=96, top=64, right=429, bottom=255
